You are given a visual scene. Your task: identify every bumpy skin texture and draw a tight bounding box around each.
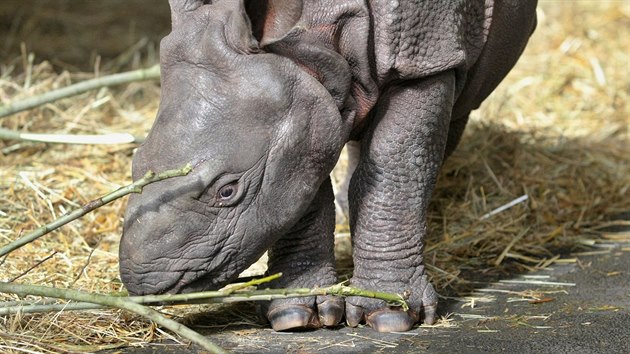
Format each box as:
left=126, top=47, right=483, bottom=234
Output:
left=262, top=178, right=344, bottom=330
left=119, top=0, right=537, bottom=332
left=347, top=73, right=455, bottom=330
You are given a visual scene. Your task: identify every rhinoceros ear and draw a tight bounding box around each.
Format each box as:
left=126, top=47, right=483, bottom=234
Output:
left=267, top=32, right=353, bottom=110
left=244, top=0, right=352, bottom=109
left=244, top=1, right=351, bottom=109
left=245, top=0, right=303, bottom=46
left=166, top=0, right=261, bottom=57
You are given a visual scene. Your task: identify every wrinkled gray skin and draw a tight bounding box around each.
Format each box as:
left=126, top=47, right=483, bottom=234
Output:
left=120, top=0, right=537, bottom=332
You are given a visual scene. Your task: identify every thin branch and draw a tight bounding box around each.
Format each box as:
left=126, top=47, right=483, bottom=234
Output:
left=0, top=282, right=227, bottom=354
left=0, top=274, right=407, bottom=353
left=0, top=163, right=193, bottom=258
left=0, top=273, right=409, bottom=315
left=0, top=273, right=286, bottom=315
left=223, top=273, right=283, bottom=293
left=123, top=283, right=409, bottom=310
left=71, top=244, right=98, bottom=286
left=0, top=128, right=145, bottom=145
left=9, top=251, right=57, bottom=282
left=0, top=301, right=102, bottom=315
left=0, top=65, right=160, bottom=118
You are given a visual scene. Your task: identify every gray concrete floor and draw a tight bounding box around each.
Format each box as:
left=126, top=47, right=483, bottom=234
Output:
left=107, top=241, right=630, bottom=354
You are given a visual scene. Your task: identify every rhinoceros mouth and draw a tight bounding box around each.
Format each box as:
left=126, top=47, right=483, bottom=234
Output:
left=121, top=270, right=222, bottom=296
left=160, top=251, right=243, bottom=295
left=166, top=270, right=230, bottom=294
left=121, top=255, right=224, bottom=295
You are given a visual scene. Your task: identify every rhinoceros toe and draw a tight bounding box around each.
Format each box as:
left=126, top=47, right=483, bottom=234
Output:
left=264, top=295, right=344, bottom=331
left=267, top=304, right=320, bottom=331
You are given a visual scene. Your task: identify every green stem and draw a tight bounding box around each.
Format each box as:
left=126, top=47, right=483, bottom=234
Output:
left=223, top=273, right=283, bottom=293
left=138, top=285, right=407, bottom=309
left=0, top=275, right=408, bottom=315
left=0, top=163, right=192, bottom=258
left=0, top=65, right=160, bottom=118
left=0, top=274, right=284, bottom=315
left=0, top=282, right=226, bottom=354
left=0, top=128, right=145, bottom=145
left=0, top=301, right=102, bottom=315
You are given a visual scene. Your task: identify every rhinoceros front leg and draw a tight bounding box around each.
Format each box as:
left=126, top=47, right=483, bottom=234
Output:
left=261, top=177, right=344, bottom=331
left=347, top=72, right=455, bottom=332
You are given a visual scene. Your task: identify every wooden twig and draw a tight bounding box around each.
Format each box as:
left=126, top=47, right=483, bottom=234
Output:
left=9, top=251, right=57, bottom=282
left=0, top=282, right=227, bottom=354
left=0, top=128, right=145, bottom=145
left=0, top=274, right=407, bottom=352
left=0, top=163, right=193, bottom=258
left=0, top=301, right=102, bottom=315
left=0, top=273, right=409, bottom=315
left=0, top=273, right=285, bottom=315
left=0, top=64, right=160, bottom=118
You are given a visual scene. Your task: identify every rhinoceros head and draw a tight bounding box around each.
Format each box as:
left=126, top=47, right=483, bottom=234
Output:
left=119, top=0, right=353, bottom=294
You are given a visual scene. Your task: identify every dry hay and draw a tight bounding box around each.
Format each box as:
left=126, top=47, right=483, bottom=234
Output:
left=1, top=2, right=629, bottom=353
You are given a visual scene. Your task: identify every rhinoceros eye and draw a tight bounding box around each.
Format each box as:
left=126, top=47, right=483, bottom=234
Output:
left=208, top=176, right=246, bottom=207
left=217, top=182, right=237, bottom=201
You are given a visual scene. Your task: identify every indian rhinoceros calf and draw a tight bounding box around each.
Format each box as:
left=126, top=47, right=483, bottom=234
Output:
left=119, top=0, right=537, bottom=332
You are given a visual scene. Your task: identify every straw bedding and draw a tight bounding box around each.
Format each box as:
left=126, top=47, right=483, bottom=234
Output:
left=0, top=2, right=628, bottom=352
